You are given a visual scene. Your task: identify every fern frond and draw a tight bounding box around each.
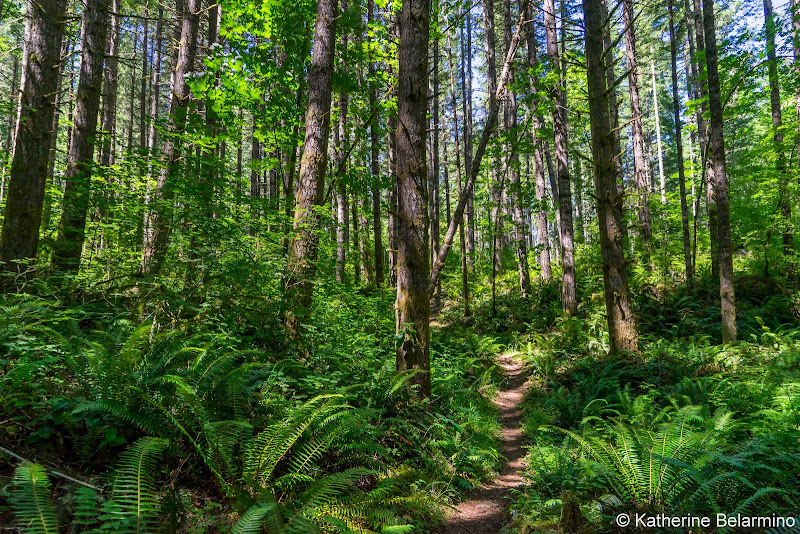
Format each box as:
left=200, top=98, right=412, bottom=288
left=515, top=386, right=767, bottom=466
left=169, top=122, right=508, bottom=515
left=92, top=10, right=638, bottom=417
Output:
left=9, top=463, right=59, bottom=534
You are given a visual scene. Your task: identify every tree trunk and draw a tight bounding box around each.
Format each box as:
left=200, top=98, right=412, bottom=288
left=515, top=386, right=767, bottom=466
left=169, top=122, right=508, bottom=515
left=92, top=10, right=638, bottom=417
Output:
left=387, top=111, right=398, bottom=286
left=583, top=0, right=639, bottom=353
left=429, top=26, right=440, bottom=302
left=505, top=0, right=530, bottom=297
left=763, top=0, right=792, bottom=254
left=794, top=0, right=800, bottom=217
left=446, top=33, right=471, bottom=316
left=143, top=6, right=163, bottom=241
left=545, top=0, right=576, bottom=314
left=622, top=0, right=653, bottom=246
left=368, top=0, right=384, bottom=287
left=335, top=94, right=348, bottom=283
left=52, top=0, right=110, bottom=271
left=703, top=0, right=736, bottom=343
left=482, top=0, right=504, bottom=274
left=669, top=0, right=693, bottom=283
left=100, top=0, right=120, bottom=168
left=395, top=0, right=431, bottom=397
left=524, top=1, right=551, bottom=280
left=461, top=12, right=475, bottom=271
left=651, top=48, right=666, bottom=205
left=141, top=0, right=200, bottom=274
left=693, top=0, right=718, bottom=278
left=283, top=0, right=338, bottom=340
left=0, top=0, right=67, bottom=278
left=139, top=6, right=149, bottom=152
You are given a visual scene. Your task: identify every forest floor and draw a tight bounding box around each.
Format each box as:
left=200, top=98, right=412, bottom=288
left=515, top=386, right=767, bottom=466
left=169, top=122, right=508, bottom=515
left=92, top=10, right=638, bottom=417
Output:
left=442, top=353, right=530, bottom=534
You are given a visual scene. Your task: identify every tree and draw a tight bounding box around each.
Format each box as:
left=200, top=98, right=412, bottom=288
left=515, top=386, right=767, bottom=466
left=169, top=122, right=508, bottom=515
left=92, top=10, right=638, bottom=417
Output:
left=622, top=0, right=653, bottom=246
left=52, top=0, right=111, bottom=271
left=669, top=0, right=693, bottom=283
left=763, top=0, right=792, bottom=254
left=504, top=0, right=531, bottom=297
left=141, top=0, right=200, bottom=274
left=583, top=0, right=638, bottom=353
left=395, top=0, right=431, bottom=397
left=702, top=0, right=736, bottom=343
left=283, top=0, right=338, bottom=340
left=524, top=1, right=552, bottom=281
left=544, top=0, right=577, bottom=314
left=0, top=0, right=68, bottom=280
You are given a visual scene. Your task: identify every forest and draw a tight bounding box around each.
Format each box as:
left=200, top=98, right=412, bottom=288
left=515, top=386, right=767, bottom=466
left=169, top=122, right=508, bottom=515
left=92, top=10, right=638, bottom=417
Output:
left=1, top=0, right=799, bottom=529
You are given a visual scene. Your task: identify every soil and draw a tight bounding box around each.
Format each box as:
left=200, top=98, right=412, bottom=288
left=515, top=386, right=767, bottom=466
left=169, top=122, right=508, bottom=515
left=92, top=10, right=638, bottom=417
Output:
left=441, top=353, right=530, bottom=534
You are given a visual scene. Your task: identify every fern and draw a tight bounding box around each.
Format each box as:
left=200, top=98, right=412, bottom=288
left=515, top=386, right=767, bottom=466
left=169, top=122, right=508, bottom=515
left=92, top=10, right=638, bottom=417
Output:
left=102, top=437, right=168, bottom=534
left=9, top=463, right=59, bottom=534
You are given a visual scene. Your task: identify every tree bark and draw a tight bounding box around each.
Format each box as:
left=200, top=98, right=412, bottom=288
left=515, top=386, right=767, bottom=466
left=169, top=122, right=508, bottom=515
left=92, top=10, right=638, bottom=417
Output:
left=545, top=0, right=576, bottom=314
left=369, top=0, right=385, bottom=287
left=693, top=0, right=718, bottom=278
left=669, top=0, right=693, bottom=283
left=335, top=93, right=348, bottom=284
left=446, top=33, right=471, bottom=316
left=583, top=0, right=639, bottom=353
left=524, top=1, right=551, bottom=280
left=651, top=48, right=666, bottom=205
left=429, top=23, right=440, bottom=302
left=395, top=0, right=431, bottom=397
left=100, top=0, right=120, bottom=168
left=505, top=0, right=530, bottom=297
left=283, top=0, right=338, bottom=340
left=703, top=0, right=736, bottom=343
left=622, top=0, right=653, bottom=246
left=141, top=0, right=200, bottom=274
left=0, top=0, right=67, bottom=278
left=461, top=11, right=475, bottom=271
left=52, top=0, right=110, bottom=271
left=763, top=0, right=792, bottom=254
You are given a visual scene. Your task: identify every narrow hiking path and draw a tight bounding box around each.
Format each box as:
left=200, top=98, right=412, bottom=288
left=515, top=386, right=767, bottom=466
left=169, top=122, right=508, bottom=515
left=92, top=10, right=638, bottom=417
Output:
left=442, top=353, right=530, bottom=534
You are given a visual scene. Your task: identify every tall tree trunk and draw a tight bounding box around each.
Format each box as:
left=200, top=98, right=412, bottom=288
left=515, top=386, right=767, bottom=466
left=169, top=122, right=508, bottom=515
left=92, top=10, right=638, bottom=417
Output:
left=545, top=0, right=577, bottom=314
left=368, top=0, right=385, bottom=287
left=447, top=34, right=471, bottom=316
left=505, top=0, right=530, bottom=297
left=141, top=0, right=200, bottom=274
left=525, top=1, right=551, bottom=280
left=100, top=0, right=120, bottom=168
left=794, top=0, right=800, bottom=212
left=335, top=95, right=348, bottom=283
left=583, top=0, right=638, bottom=353
left=395, top=0, right=431, bottom=397
left=283, top=0, right=338, bottom=340
left=483, top=0, right=504, bottom=274
left=387, top=111, right=398, bottom=286
left=461, top=11, right=475, bottom=271
left=669, top=0, right=693, bottom=283
left=359, top=193, right=375, bottom=285
left=139, top=5, right=149, bottom=152
left=429, top=24, right=440, bottom=302
left=0, top=0, right=67, bottom=278
left=52, top=0, right=110, bottom=271
left=143, top=6, right=163, bottom=242
left=763, top=0, right=792, bottom=254
left=622, top=0, right=653, bottom=245
left=693, top=0, right=718, bottom=277
left=651, top=49, right=666, bottom=205
left=126, top=28, right=137, bottom=155
left=703, top=0, right=736, bottom=343
left=1, top=53, right=20, bottom=207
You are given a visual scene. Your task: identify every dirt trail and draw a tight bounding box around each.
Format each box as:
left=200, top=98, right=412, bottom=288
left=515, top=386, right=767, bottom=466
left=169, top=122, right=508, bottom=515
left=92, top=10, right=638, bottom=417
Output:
left=442, top=353, right=530, bottom=534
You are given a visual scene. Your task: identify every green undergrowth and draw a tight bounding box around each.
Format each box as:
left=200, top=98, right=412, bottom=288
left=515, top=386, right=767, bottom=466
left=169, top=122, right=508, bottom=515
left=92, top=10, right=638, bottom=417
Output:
left=0, top=281, right=504, bottom=533
left=506, top=274, right=800, bottom=533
